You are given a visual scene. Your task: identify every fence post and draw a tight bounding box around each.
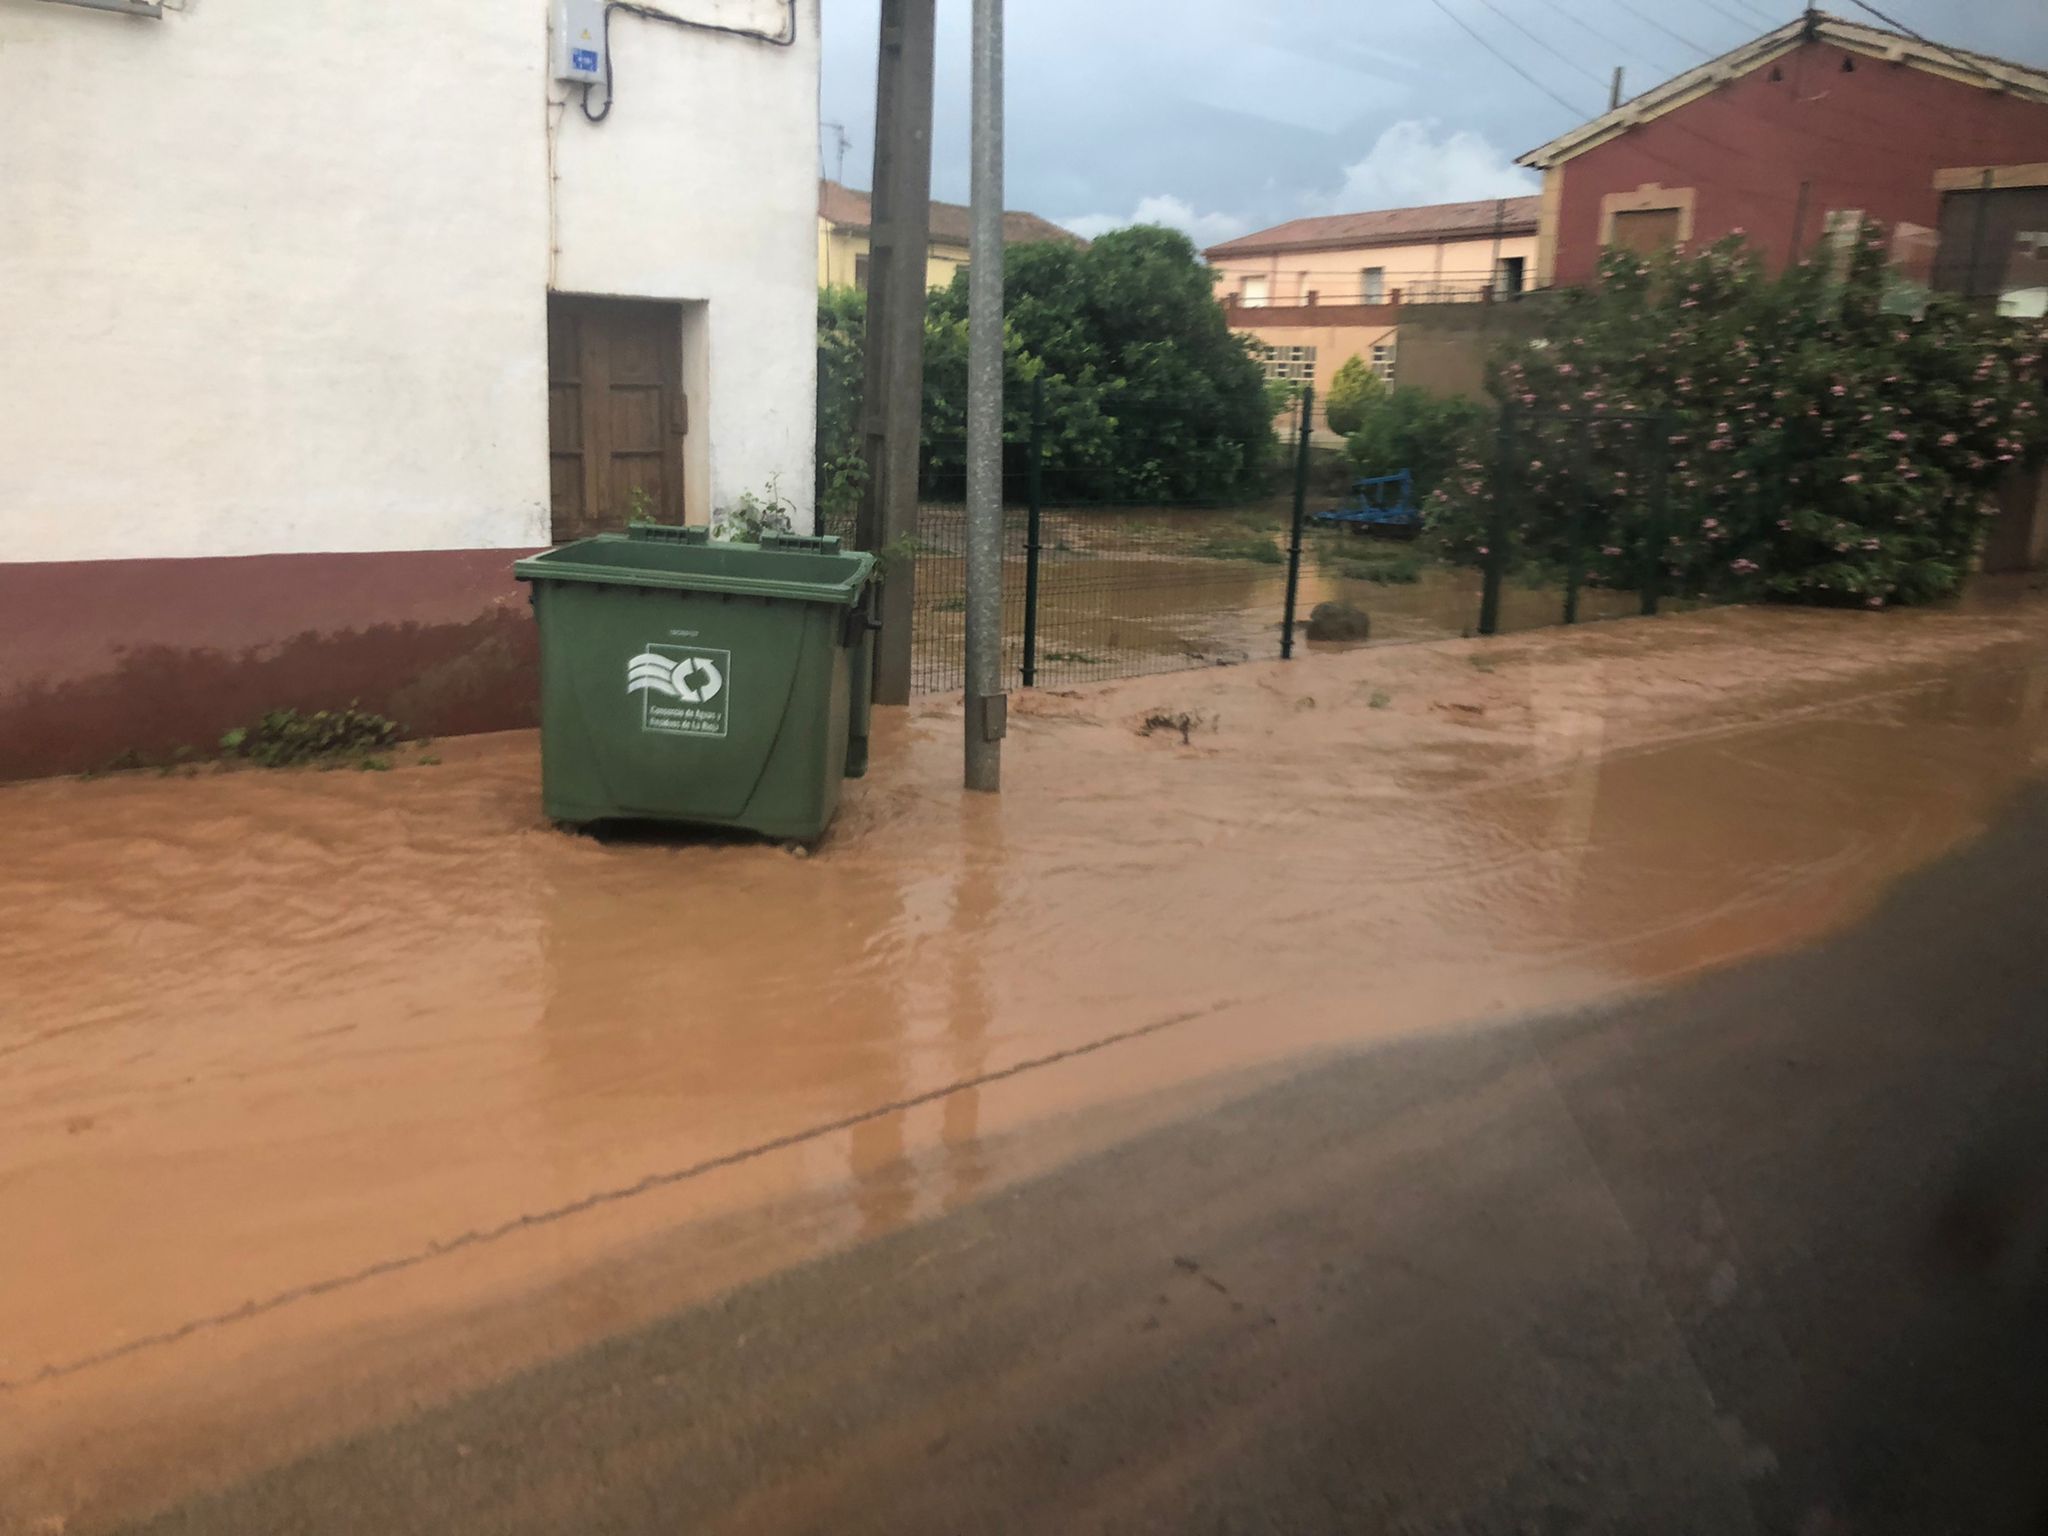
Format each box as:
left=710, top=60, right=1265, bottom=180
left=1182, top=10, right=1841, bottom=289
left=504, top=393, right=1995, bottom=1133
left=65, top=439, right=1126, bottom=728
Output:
left=1643, top=412, right=1668, bottom=618
left=1478, top=399, right=1513, bottom=637
left=1021, top=376, right=1045, bottom=688
left=1281, top=384, right=1314, bottom=660
left=1563, top=416, right=1587, bottom=626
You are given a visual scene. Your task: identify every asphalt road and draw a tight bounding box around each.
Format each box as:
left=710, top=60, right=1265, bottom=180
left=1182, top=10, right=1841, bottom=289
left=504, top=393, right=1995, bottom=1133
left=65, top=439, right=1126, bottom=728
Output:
left=130, top=784, right=2048, bottom=1536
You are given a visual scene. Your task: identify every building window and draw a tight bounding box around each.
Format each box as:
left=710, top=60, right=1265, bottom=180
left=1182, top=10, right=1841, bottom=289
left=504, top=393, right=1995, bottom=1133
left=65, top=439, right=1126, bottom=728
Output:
left=1496, top=256, right=1526, bottom=297
left=1258, top=344, right=1317, bottom=382
left=1370, top=341, right=1396, bottom=383
left=1361, top=266, right=1385, bottom=304
left=2000, top=230, right=2048, bottom=318
left=1934, top=182, right=2048, bottom=300
left=855, top=253, right=870, bottom=289
left=1609, top=207, right=1683, bottom=257
left=1600, top=186, right=1697, bottom=267
left=1242, top=275, right=1270, bottom=309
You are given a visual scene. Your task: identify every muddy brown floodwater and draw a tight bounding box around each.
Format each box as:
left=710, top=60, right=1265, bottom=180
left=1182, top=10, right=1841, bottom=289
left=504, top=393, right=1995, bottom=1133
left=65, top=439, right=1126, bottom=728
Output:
left=5, top=588, right=2048, bottom=1531
left=908, top=506, right=1645, bottom=688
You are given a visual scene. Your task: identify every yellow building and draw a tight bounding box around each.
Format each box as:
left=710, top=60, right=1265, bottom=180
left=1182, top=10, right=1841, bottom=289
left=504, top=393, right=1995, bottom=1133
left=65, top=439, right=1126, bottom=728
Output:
left=1205, top=197, right=1540, bottom=440
left=818, top=179, right=1082, bottom=291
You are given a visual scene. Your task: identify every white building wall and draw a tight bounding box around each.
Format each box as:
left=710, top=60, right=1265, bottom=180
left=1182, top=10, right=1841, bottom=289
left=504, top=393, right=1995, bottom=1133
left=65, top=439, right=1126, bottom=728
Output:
left=0, top=0, right=818, bottom=564
left=550, top=0, right=819, bottom=529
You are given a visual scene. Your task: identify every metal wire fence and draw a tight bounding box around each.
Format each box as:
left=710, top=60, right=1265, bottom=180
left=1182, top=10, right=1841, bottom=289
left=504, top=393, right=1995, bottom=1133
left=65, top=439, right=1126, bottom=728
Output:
left=867, top=483, right=1299, bottom=695
left=824, top=390, right=1726, bottom=698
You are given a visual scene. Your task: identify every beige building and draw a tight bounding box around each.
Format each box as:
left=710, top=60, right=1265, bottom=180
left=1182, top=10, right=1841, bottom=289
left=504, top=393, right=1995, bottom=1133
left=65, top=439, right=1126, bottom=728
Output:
left=818, top=179, right=1080, bottom=291
left=1205, top=197, right=1539, bottom=440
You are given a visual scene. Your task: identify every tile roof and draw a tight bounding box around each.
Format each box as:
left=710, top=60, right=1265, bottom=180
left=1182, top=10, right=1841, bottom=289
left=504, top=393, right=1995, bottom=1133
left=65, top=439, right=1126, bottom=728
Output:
left=818, top=180, right=1084, bottom=248
left=1203, top=196, right=1541, bottom=259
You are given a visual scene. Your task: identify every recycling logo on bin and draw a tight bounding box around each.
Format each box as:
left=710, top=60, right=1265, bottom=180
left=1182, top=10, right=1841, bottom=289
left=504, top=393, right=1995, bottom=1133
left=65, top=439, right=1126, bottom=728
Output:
left=627, top=643, right=731, bottom=739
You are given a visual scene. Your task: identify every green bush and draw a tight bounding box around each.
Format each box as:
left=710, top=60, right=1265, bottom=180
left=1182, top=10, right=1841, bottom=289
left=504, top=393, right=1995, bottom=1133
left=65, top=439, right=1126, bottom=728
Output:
left=1345, top=387, right=1488, bottom=501
left=1323, top=355, right=1385, bottom=438
left=1424, top=229, right=2048, bottom=607
left=823, top=230, right=1278, bottom=509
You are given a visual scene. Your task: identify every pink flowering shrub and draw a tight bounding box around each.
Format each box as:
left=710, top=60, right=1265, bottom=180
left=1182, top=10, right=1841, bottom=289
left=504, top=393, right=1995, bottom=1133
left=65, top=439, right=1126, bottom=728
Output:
left=1426, top=228, right=2047, bottom=606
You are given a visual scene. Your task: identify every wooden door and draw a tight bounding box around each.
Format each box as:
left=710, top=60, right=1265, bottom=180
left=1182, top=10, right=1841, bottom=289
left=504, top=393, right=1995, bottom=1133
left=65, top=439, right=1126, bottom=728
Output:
left=547, top=296, right=686, bottom=541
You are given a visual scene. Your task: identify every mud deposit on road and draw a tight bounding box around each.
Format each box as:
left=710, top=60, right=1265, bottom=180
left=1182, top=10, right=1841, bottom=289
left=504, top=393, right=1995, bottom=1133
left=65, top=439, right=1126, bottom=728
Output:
left=5, top=592, right=2047, bottom=1529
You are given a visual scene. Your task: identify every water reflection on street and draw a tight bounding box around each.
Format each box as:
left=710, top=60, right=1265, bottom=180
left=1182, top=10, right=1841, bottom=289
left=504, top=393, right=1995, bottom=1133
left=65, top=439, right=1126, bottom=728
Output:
left=910, top=504, right=1651, bottom=688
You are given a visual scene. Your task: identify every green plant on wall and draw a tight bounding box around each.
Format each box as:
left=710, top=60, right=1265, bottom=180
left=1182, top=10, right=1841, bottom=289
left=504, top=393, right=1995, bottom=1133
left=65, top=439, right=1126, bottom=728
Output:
left=713, top=475, right=799, bottom=543
left=816, top=285, right=870, bottom=533
left=219, top=703, right=400, bottom=768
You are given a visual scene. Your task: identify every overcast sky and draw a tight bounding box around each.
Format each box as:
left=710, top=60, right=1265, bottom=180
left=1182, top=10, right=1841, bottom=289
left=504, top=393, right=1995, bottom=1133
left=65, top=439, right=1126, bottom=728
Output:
left=817, top=0, right=2048, bottom=244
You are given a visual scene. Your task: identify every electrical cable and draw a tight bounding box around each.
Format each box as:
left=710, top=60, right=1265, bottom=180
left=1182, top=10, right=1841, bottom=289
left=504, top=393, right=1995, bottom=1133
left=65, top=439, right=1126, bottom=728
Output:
left=1460, top=0, right=1616, bottom=92
left=581, top=0, right=798, bottom=124
left=1518, top=4, right=2027, bottom=278
left=1523, top=0, right=1685, bottom=79
left=1690, top=0, right=1775, bottom=33
left=1603, top=0, right=1713, bottom=58
left=1433, top=0, right=1868, bottom=186
left=1535, top=25, right=1947, bottom=164
left=1425, top=0, right=1596, bottom=119
left=1836, top=0, right=2019, bottom=91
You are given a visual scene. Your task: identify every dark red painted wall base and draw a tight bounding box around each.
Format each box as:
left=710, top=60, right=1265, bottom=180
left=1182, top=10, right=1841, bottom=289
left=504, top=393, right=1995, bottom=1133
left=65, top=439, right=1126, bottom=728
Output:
left=0, top=548, right=542, bottom=780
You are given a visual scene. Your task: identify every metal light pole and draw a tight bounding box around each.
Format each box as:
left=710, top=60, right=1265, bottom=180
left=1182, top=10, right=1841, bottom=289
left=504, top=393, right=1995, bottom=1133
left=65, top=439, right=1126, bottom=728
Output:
left=963, top=0, right=1006, bottom=791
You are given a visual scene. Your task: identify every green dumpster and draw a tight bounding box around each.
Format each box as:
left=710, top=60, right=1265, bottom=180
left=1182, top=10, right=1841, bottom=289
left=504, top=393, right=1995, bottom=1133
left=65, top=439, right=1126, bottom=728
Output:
left=513, top=524, right=877, bottom=840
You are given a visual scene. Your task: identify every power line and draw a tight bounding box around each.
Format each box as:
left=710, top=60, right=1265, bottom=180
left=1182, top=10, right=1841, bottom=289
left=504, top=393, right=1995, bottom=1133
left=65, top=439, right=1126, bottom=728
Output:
left=1425, top=0, right=1596, bottom=118
left=1536, top=44, right=1924, bottom=162
left=1524, top=0, right=1686, bottom=78
left=1709, top=0, right=1783, bottom=27
left=1836, top=0, right=2015, bottom=90
left=1461, top=0, right=1616, bottom=91
left=1689, top=0, right=1774, bottom=34
left=1604, top=0, right=1713, bottom=58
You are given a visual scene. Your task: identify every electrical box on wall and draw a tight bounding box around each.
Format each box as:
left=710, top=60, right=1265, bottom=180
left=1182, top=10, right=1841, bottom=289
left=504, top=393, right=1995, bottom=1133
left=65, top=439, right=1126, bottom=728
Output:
left=552, top=0, right=607, bottom=85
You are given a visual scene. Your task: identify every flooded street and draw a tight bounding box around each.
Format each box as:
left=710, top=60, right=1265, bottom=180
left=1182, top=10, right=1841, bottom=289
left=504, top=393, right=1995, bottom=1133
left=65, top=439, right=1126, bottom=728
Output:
left=7, top=592, right=2048, bottom=1531
left=907, top=504, right=1645, bottom=690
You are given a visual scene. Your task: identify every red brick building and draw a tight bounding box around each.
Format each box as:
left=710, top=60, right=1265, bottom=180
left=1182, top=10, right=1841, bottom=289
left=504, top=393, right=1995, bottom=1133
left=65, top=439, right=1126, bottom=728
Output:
left=1519, top=12, right=2048, bottom=294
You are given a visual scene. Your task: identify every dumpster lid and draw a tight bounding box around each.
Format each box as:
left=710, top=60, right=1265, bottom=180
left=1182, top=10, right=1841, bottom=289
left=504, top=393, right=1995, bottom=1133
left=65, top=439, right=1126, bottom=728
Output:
left=514, top=525, right=876, bottom=606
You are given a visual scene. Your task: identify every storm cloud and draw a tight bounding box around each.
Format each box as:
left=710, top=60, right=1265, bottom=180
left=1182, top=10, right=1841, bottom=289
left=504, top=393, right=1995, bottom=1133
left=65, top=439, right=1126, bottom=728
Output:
left=818, top=0, right=2048, bottom=240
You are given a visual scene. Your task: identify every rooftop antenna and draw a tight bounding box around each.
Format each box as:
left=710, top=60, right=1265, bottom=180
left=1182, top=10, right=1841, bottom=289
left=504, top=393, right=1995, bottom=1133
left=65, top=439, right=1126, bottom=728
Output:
left=821, top=119, right=852, bottom=184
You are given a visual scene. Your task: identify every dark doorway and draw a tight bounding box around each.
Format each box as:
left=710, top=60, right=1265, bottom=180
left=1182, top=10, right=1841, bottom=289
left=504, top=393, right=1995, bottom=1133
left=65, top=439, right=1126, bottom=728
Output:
left=547, top=296, right=687, bottom=541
